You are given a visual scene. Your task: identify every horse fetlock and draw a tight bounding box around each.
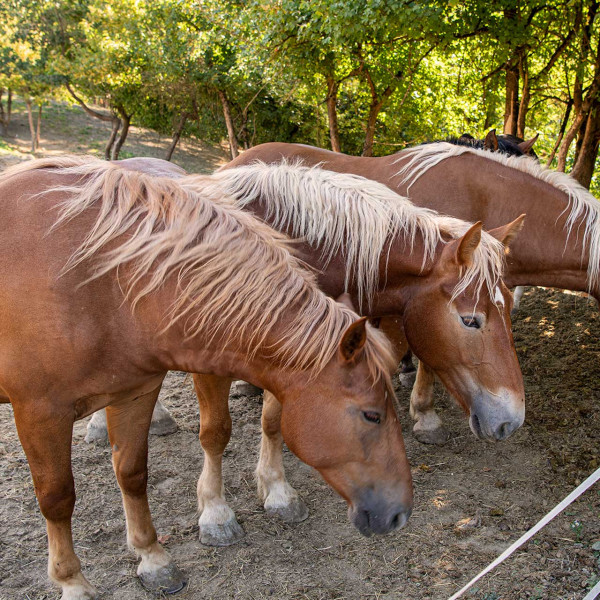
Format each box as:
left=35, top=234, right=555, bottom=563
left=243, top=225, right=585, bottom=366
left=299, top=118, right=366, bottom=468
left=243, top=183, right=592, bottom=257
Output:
left=198, top=503, right=244, bottom=546
left=57, top=572, right=98, bottom=600
left=264, top=482, right=308, bottom=523
left=84, top=411, right=109, bottom=444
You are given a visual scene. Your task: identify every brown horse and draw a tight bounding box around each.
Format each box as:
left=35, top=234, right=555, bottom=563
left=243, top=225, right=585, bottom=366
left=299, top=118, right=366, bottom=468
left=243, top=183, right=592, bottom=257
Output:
left=0, top=158, right=410, bottom=599
left=225, top=140, right=600, bottom=445
left=107, top=158, right=526, bottom=545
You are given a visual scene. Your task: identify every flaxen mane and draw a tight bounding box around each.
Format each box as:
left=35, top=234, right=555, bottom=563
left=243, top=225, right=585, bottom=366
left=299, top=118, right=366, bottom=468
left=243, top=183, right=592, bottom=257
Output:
left=396, top=142, right=600, bottom=292
left=199, top=160, right=505, bottom=309
left=0, top=158, right=396, bottom=383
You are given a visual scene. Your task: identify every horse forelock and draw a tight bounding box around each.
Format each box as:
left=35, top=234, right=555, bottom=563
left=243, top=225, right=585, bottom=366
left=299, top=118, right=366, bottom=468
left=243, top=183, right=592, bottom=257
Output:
left=204, top=159, right=505, bottom=310
left=0, top=156, right=395, bottom=383
left=396, top=142, right=600, bottom=293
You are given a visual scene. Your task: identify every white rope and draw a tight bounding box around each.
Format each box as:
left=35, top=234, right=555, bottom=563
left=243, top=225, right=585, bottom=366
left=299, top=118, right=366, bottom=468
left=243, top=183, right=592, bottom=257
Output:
left=447, top=467, right=600, bottom=600
left=583, top=579, right=600, bottom=600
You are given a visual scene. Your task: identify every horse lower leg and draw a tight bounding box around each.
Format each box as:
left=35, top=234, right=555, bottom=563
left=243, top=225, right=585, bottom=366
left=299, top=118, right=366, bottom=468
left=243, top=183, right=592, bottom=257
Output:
left=256, top=391, right=308, bottom=522
left=378, top=316, right=416, bottom=387
left=13, top=402, right=97, bottom=600
left=106, top=386, right=186, bottom=595
left=192, top=373, right=243, bottom=546
left=512, top=286, right=526, bottom=314
left=409, top=362, right=449, bottom=445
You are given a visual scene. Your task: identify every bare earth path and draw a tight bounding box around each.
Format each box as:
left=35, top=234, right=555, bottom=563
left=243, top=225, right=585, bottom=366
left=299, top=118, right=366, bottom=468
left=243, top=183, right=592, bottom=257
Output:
left=0, top=106, right=599, bottom=599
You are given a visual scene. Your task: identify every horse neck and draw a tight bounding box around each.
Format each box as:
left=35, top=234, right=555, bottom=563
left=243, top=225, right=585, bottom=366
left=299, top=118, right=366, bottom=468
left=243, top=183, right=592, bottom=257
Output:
left=234, top=195, right=433, bottom=316
left=400, top=154, right=595, bottom=296
left=140, top=277, right=322, bottom=396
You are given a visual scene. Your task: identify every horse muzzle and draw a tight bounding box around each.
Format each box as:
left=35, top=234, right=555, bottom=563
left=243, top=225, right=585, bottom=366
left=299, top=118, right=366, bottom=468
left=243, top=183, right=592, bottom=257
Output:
left=469, top=390, right=525, bottom=441
left=348, top=491, right=412, bottom=536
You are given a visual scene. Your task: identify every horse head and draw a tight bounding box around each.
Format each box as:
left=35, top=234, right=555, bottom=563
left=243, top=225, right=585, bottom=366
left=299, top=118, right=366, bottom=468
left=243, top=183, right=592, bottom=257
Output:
left=401, top=216, right=527, bottom=442
left=276, top=316, right=413, bottom=536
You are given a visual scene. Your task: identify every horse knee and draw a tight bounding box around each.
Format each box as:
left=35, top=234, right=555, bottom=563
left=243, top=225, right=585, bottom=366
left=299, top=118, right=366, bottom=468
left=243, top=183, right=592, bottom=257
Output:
left=37, top=482, right=76, bottom=522
left=115, top=462, right=148, bottom=497
left=199, top=417, right=232, bottom=455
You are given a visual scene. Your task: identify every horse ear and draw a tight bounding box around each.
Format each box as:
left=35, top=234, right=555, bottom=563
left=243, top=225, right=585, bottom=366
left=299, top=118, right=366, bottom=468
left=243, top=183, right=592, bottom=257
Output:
left=455, top=222, right=482, bottom=267
left=518, top=133, right=539, bottom=155
left=339, top=317, right=368, bottom=363
left=483, top=129, right=499, bottom=151
left=488, top=214, right=526, bottom=248
left=336, top=292, right=356, bottom=311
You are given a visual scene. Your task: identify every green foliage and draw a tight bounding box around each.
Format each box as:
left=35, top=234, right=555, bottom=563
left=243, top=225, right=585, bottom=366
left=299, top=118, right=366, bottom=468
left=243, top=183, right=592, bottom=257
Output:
left=1, top=0, right=598, bottom=183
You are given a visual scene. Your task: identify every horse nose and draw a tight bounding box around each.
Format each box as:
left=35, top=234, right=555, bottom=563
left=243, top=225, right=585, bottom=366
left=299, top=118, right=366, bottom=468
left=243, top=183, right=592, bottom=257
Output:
left=352, top=502, right=412, bottom=535
left=494, top=419, right=519, bottom=441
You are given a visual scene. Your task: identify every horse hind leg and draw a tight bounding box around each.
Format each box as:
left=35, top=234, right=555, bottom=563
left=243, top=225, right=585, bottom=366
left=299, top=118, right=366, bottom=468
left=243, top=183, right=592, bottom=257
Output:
left=85, top=400, right=177, bottom=444
left=106, top=386, right=186, bottom=595
left=409, top=362, right=450, bottom=445
left=256, top=391, right=308, bottom=523
left=193, top=373, right=244, bottom=546
left=12, top=400, right=97, bottom=599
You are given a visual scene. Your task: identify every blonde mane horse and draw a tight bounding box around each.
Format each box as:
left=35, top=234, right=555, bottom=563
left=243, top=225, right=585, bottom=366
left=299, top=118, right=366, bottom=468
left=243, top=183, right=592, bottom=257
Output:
left=0, top=157, right=410, bottom=599
left=102, top=157, right=526, bottom=547
left=224, top=140, right=600, bottom=447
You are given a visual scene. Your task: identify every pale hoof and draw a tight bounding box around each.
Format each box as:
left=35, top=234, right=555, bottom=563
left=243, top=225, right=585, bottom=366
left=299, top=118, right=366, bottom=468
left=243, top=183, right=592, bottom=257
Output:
left=139, top=562, right=187, bottom=595
left=413, top=425, right=450, bottom=445
left=398, top=370, right=417, bottom=388
left=199, top=517, right=245, bottom=546
left=60, top=575, right=98, bottom=600
left=149, top=415, right=178, bottom=436
left=84, top=425, right=108, bottom=444
left=230, top=380, right=263, bottom=397
left=265, top=496, right=309, bottom=523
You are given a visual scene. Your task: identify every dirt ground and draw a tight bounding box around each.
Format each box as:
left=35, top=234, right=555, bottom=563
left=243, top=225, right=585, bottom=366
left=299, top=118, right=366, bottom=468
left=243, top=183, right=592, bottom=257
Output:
left=0, top=98, right=229, bottom=173
left=0, top=288, right=598, bottom=600
left=0, top=101, right=599, bottom=600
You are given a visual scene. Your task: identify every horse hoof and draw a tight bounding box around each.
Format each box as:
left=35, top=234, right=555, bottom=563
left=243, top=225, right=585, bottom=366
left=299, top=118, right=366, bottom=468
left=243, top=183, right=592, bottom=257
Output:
left=265, top=496, right=309, bottom=523
left=413, top=426, right=450, bottom=445
left=230, top=380, right=263, bottom=397
left=139, top=563, right=187, bottom=595
left=149, top=415, right=178, bottom=436
left=398, top=370, right=417, bottom=388
left=199, top=517, right=245, bottom=546
left=84, top=426, right=108, bottom=444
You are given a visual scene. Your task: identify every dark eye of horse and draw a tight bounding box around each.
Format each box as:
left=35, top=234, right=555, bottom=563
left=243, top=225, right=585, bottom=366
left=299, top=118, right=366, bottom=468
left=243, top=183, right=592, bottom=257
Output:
left=461, top=316, right=480, bottom=329
left=363, top=411, right=381, bottom=424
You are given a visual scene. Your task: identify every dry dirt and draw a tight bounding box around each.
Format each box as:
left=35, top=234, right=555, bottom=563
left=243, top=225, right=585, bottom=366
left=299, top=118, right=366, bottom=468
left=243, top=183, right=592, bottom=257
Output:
left=0, top=288, right=599, bottom=600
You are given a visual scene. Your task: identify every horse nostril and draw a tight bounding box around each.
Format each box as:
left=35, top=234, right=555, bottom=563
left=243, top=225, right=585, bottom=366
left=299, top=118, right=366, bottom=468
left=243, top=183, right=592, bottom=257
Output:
left=496, top=421, right=512, bottom=440
left=391, top=513, right=399, bottom=529
left=390, top=506, right=412, bottom=531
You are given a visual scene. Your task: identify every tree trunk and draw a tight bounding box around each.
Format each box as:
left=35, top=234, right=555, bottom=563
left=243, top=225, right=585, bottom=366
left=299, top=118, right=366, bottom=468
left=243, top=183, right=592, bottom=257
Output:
left=165, top=112, right=188, bottom=161
left=35, top=104, right=42, bottom=148
left=7, top=89, right=12, bottom=125
left=25, top=98, right=37, bottom=152
left=105, top=117, right=121, bottom=160
left=111, top=108, right=131, bottom=160
left=0, top=89, right=5, bottom=136
left=503, top=62, right=520, bottom=136
left=570, top=101, right=600, bottom=188
left=326, top=76, right=341, bottom=152
left=546, top=99, right=573, bottom=166
left=217, top=89, right=238, bottom=159
left=362, top=101, right=382, bottom=157
left=516, top=54, right=530, bottom=139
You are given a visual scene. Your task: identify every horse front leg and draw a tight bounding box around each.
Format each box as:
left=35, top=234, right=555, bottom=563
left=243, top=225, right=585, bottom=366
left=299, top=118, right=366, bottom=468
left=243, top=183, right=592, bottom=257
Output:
left=409, top=362, right=449, bottom=445
left=192, top=373, right=243, bottom=546
left=256, top=390, right=308, bottom=522
left=85, top=400, right=177, bottom=444
left=12, top=400, right=97, bottom=600
left=105, top=386, right=187, bottom=595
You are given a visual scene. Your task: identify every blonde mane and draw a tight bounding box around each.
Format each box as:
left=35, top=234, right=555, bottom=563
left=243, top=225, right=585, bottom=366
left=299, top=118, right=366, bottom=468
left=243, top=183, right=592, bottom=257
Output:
left=0, top=157, right=396, bottom=383
left=396, top=142, right=600, bottom=292
left=197, top=160, right=505, bottom=309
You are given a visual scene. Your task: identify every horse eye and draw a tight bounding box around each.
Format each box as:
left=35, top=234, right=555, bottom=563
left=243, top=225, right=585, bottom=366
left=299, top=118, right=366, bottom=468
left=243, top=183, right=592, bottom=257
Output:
left=363, top=411, right=381, bottom=424
left=461, top=316, right=480, bottom=329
